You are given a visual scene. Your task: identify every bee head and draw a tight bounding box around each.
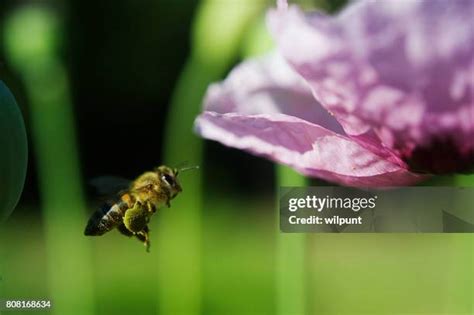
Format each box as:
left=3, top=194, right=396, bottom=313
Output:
left=155, top=165, right=182, bottom=197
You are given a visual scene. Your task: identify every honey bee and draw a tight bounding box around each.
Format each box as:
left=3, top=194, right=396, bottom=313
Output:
left=84, top=165, right=197, bottom=252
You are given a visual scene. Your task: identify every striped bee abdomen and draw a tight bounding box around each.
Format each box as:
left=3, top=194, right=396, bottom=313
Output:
left=84, top=200, right=128, bottom=236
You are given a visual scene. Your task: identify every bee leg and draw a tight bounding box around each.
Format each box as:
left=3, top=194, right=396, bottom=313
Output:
left=118, top=223, right=149, bottom=251
left=136, top=226, right=150, bottom=252
left=143, top=227, right=151, bottom=253
left=147, top=202, right=156, bottom=214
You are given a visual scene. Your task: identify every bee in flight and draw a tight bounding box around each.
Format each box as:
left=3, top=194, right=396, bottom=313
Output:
left=84, top=165, right=197, bottom=252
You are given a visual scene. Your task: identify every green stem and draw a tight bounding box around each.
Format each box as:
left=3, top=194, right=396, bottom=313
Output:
left=276, top=166, right=308, bottom=315
left=157, top=1, right=264, bottom=314
left=240, top=12, right=310, bottom=315
left=25, top=66, right=94, bottom=315
left=156, top=57, right=207, bottom=315
left=452, top=174, right=474, bottom=308
left=454, top=174, right=474, bottom=187
left=4, top=7, right=94, bottom=315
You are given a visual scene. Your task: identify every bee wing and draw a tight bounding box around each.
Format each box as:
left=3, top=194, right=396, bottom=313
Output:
left=89, top=176, right=131, bottom=197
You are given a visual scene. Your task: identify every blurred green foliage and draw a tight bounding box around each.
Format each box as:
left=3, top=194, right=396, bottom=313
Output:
left=0, top=1, right=472, bottom=315
left=1, top=213, right=473, bottom=315
left=161, top=1, right=268, bottom=313
left=4, top=6, right=93, bottom=315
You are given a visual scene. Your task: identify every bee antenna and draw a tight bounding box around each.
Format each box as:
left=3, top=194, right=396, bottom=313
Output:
left=178, top=165, right=199, bottom=174
left=175, top=160, right=190, bottom=169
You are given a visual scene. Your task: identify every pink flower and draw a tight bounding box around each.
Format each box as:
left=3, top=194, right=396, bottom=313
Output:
left=194, top=0, right=474, bottom=187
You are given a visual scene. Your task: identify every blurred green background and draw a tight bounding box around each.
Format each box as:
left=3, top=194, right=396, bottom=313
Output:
left=0, top=0, right=472, bottom=314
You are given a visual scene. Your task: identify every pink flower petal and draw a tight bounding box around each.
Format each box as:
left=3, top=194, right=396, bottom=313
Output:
left=196, top=53, right=425, bottom=186
left=268, top=0, right=474, bottom=173
left=204, top=52, right=344, bottom=134
left=195, top=112, right=425, bottom=186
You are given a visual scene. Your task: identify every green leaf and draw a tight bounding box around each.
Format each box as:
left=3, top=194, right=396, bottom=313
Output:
left=0, top=81, right=28, bottom=222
